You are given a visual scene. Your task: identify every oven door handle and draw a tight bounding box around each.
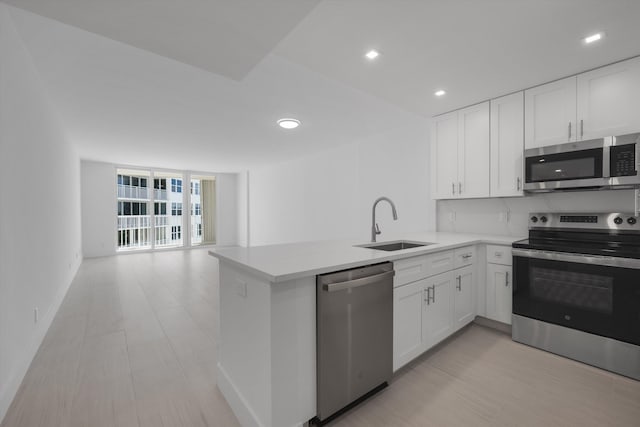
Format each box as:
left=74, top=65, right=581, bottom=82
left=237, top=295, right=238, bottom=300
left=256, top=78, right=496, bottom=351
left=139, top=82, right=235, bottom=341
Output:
left=512, top=248, right=640, bottom=269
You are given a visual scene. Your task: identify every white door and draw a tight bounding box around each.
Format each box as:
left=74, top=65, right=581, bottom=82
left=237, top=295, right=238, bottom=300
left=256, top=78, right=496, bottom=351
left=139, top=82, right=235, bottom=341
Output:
left=458, top=102, right=490, bottom=198
left=486, top=263, right=512, bottom=324
left=453, top=265, right=475, bottom=330
left=525, top=76, right=577, bottom=149
left=393, top=280, right=426, bottom=371
left=490, top=92, right=524, bottom=197
left=431, top=111, right=459, bottom=199
left=423, top=271, right=454, bottom=349
left=577, top=57, right=640, bottom=140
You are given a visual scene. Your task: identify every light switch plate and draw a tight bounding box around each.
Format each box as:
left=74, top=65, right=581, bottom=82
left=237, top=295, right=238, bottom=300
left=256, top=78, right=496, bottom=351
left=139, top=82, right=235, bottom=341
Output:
left=235, top=280, right=247, bottom=298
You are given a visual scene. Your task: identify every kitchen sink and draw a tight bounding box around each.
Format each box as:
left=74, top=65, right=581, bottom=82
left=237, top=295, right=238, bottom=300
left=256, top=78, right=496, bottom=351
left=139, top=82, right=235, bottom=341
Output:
left=356, top=240, right=436, bottom=251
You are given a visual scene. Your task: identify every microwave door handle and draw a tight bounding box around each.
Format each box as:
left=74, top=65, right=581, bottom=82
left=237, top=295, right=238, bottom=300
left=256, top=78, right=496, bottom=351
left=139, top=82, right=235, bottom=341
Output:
left=568, top=122, right=572, bottom=141
left=580, top=119, right=584, bottom=138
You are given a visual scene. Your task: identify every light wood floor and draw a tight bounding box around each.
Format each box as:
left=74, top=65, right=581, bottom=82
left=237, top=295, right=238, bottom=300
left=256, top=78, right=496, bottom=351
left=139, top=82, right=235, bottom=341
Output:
left=3, top=249, right=640, bottom=427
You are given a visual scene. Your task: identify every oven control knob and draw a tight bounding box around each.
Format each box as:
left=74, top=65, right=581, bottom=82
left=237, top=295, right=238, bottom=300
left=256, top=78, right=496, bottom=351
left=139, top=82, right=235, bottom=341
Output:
left=628, top=217, right=637, bottom=225
left=530, top=216, right=538, bottom=223
left=614, top=217, right=624, bottom=225
left=540, top=216, right=548, bottom=223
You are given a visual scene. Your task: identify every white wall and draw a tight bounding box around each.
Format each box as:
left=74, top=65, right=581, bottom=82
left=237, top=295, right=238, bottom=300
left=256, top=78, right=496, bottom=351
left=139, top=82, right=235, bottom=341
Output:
left=236, top=171, right=249, bottom=247
left=437, top=189, right=638, bottom=237
left=80, top=161, right=241, bottom=257
left=81, top=160, right=117, bottom=257
left=248, top=121, right=435, bottom=246
left=215, top=173, right=239, bottom=246
left=0, top=4, right=82, bottom=422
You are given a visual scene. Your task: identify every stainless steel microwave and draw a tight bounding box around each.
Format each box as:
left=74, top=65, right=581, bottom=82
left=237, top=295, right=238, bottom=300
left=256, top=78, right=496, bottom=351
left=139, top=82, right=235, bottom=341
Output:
left=524, top=133, right=640, bottom=192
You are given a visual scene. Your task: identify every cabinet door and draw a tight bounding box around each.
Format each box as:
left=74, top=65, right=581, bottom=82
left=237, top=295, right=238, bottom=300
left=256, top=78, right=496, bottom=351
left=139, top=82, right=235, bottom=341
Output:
left=423, top=271, right=454, bottom=349
left=577, top=57, right=640, bottom=140
left=490, top=92, right=524, bottom=197
left=431, top=111, right=459, bottom=199
left=393, top=279, right=426, bottom=371
left=486, top=263, right=512, bottom=324
left=458, top=102, right=490, bottom=198
left=453, top=265, right=475, bottom=330
left=525, top=76, right=577, bottom=148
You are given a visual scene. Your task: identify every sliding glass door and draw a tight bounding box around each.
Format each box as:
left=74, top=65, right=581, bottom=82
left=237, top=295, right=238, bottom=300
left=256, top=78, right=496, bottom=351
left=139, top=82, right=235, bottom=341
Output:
left=116, top=168, right=216, bottom=252
left=190, top=175, right=216, bottom=246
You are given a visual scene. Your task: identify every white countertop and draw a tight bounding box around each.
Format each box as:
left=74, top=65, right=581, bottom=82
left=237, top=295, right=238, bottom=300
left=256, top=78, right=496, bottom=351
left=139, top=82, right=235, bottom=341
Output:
left=209, top=232, right=523, bottom=283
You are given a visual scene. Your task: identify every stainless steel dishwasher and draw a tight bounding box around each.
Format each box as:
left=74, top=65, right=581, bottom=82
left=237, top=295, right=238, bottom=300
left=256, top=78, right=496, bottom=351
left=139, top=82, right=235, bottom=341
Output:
left=315, top=262, right=393, bottom=424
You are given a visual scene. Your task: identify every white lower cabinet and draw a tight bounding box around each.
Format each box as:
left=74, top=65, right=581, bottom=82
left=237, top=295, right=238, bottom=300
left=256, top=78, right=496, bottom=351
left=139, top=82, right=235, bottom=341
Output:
left=422, top=271, right=454, bottom=350
left=486, top=263, right=512, bottom=324
left=393, top=279, right=427, bottom=371
left=393, top=246, right=477, bottom=371
left=453, top=265, right=475, bottom=329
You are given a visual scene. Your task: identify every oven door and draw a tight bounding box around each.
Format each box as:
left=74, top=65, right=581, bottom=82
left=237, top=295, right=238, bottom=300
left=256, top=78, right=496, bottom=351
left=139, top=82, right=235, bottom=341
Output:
left=512, top=249, right=640, bottom=346
left=523, top=139, right=607, bottom=191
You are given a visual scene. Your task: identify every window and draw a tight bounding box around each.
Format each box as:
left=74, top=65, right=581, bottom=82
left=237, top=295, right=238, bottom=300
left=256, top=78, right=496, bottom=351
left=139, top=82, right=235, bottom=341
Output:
left=171, top=178, right=182, bottom=193
left=171, top=226, right=182, bottom=240
left=191, top=181, right=200, bottom=195
left=191, top=203, right=201, bottom=215
left=197, top=223, right=202, bottom=236
left=154, top=202, right=167, bottom=215
left=118, top=201, right=147, bottom=216
left=171, top=202, right=182, bottom=216
left=154, top=179, right=167, bottom=190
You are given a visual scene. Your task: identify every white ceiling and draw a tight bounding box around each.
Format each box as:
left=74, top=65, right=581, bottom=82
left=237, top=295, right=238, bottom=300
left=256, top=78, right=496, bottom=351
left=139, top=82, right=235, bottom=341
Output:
left=1, top=0, right=320, bottom=81
left=4, top=1, right=640, bottom=172
left=274, top=0, right=640, bottom=116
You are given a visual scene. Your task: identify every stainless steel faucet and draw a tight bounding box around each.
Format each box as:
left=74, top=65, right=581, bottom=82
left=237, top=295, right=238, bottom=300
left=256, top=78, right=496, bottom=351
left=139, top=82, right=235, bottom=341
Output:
left=371, top=197, right=398, bottom=242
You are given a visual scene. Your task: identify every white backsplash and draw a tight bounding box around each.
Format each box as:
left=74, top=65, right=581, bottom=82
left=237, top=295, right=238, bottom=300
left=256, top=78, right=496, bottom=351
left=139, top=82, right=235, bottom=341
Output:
left=437, top=189, right=638, bottom=238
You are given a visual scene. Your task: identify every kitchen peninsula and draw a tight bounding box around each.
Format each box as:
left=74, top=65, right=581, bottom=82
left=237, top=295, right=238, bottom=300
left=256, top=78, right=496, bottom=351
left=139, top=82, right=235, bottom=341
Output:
left=209, top=231, right=520, bottom=427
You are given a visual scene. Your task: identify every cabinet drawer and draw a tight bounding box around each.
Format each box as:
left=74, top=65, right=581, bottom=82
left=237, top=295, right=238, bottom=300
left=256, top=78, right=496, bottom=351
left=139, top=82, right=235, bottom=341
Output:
left=454, top=246, right=476, bottom=269
left=486, top=245, right=512, bottom=265
left=425, top=250, right=454, bottom=277
left=393, top=255, right=429, bottom=288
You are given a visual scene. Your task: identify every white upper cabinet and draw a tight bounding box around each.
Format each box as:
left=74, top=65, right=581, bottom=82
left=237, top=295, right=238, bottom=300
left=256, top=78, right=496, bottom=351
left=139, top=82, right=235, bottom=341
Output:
left=431, top=102, right=490, bottom=199
left=577, top=57, right=640, bottom=140
left=490, top=92, right=524, bottom=197
left=458, top=102, right=491, bottom=198
left=524, top=76, right=577, bottom=149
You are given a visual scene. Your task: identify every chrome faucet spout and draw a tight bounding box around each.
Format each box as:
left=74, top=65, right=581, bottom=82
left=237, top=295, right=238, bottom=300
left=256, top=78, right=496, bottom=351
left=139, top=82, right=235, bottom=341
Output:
left=371, top=197, right=398, bottom=242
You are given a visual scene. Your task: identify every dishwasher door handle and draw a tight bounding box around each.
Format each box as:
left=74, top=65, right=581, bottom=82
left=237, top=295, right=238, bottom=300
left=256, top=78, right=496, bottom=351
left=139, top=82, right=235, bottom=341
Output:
left=323, top=270, right=395, bottom=292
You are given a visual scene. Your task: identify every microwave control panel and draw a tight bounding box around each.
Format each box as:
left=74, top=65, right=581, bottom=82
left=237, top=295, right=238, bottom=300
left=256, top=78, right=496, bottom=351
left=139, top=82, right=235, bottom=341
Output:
left=610, top=144, right=636, bottom=177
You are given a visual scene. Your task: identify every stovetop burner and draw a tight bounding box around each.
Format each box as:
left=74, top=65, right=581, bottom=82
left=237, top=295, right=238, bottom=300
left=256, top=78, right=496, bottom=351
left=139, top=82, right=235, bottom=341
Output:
left=513, top=212, right=640, bottom=259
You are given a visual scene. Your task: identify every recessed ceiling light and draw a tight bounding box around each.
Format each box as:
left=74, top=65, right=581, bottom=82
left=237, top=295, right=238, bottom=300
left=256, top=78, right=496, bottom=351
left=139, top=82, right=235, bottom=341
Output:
left=434, top=89, right=446, bottom=97
left=584, top=33, right=603, bottom=44
left=277, top=118, right=301, bottom=129
left=365, top=50, right=379, bottom=60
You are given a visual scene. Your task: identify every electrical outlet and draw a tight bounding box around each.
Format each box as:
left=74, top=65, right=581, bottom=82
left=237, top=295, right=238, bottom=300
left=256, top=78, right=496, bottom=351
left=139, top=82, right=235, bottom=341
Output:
left=235, top=280, right=247, bottom=298
left=34, top=307, right=39, bottom=323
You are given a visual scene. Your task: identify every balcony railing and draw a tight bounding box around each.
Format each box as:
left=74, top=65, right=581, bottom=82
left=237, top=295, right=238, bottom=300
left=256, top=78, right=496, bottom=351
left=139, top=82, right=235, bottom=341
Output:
left=154, top=189, right=168, bottom=200
left=117, top=184, right=149, bottom=200
left=118, top=215, right=151, bottom=230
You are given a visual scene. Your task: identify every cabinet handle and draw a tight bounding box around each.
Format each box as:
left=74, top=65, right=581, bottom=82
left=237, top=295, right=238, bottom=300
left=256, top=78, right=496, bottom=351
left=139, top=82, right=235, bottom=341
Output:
left=424, top=287, right=430, bottom=305
left=452, top=182, right=455, bottom=195
left=580, top=119, right=584, bottom=138
left=505, top=272, right=509, bottom=287
left=456, top=275, right=461, bottom=291
left=568, top=122, right=572, bottom=140
left=458, top=182, right=462, bottom=194
left=431, top=285, right=435, bottom=303
left=517, top=177, right=521, bottom=191
left=462, top=254, right=472, bottom=259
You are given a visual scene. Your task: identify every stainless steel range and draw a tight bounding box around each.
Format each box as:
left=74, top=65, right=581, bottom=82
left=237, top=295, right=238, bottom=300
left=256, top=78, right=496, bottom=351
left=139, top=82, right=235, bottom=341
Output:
left=512, top=212, right=640, bottom=380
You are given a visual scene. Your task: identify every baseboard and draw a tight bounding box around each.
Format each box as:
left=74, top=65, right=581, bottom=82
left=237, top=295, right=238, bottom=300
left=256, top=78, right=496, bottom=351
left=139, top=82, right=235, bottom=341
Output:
left=473, top=316, right=512, bottom=334
left=0, top=256, right=82, bottom=424
left=217, top=363, right=263, bottom=427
